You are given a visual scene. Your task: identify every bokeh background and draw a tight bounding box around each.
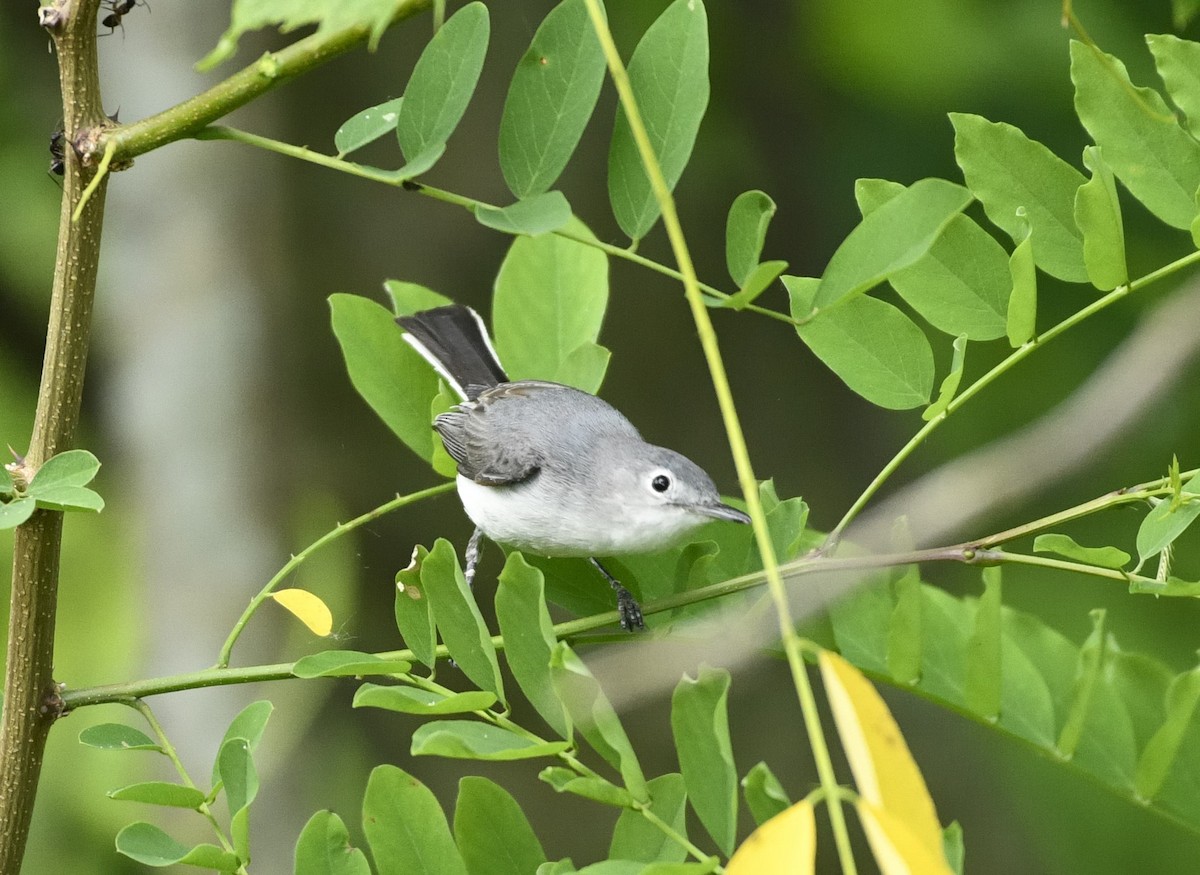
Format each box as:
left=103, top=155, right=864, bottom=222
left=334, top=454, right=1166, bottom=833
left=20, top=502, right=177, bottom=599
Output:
left=4, top=0, right=1200, bottom=871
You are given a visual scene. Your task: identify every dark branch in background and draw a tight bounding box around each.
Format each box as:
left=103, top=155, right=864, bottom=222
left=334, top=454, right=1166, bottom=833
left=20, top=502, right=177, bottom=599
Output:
left=590, top=278, right=1200, bottom=711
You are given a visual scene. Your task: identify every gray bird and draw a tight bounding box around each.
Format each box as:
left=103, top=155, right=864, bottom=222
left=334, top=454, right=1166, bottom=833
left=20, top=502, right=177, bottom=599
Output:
left=397, top=304, right=750, bottom=630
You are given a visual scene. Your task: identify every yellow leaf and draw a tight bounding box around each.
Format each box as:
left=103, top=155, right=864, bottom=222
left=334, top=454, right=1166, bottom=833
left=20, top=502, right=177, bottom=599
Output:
left=819, top=650, right=943, bottom=859
left=857, top=800, right=953, bottom=875
left=726, top=800, right=816, bottom=875
left=271, top=588, right=333, bottom=637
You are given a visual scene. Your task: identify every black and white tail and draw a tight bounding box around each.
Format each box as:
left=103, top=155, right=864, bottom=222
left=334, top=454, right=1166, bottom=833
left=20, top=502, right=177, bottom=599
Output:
left=396, top=305, right=508, bottom=401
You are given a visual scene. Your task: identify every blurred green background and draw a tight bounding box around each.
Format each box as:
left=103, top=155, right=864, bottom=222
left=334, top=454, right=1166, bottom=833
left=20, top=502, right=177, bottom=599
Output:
left=4, top=0, right=1200, bottom=871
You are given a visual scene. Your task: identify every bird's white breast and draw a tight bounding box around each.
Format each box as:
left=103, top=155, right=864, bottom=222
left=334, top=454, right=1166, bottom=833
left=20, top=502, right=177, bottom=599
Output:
left=456, top=474, right=706, bottom=558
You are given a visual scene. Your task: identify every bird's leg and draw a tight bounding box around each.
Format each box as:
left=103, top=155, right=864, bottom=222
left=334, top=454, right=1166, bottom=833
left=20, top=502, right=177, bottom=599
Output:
left=464, top=527, right=485, bottom=589
left=590, top=558, right=645, bottom=632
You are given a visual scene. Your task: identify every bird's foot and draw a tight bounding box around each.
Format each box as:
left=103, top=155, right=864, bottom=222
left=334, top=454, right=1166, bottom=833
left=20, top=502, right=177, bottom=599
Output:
left=590, top=558, right=644, bottom=632
left=613, top=584, right=645, bottom=632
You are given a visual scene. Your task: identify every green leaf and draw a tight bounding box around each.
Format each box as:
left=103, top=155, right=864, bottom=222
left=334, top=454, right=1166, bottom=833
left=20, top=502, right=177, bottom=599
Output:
left=422, top=538, right=505, bottom=700
left=965, top=567, right=1002, bottom=720
left=211, top=700, right=273, bottom=784
left=0, top=498, right=35, bottom=529
left=943, top=821, right=965, bottom=875
left=383, top=281, right=452, bottom=317
left=29, top=485, right=103, bottom=513
left=362, top=765, right=467, bottom=875
left=500, top=0, right=607, bottom=198
left=396, top=3, right=490, bottom=164
left=199, top=0, right=408, bottom=71
left=115, top=822, right=239, bottom=869
left=1057, top=610, right=1108, bottom=759
left=1074, top=146, right=1128, bottom=291
left=1136, top=496, right=1200, bottom=566
left=787, top=276, right=935, bottom=410
left=813, top=178, right=973, bottom=311
left=474, top=191, right=573, bottom=237
left=353, top=684, right=496, bottom=715
left=394, top=142, right=447, bottom=181
left=454, top=776, right=547, bottom=875
left=922, top=334, right=967, bottom=422
left=854, top=178, right=906, bottom=216
left=890, top=215, right=1011, bottom=342
left=610, top=773, right=688, bottom=864
left=538, top=861, right=580, bottom=875
left=608, top=0, right=709, bottom=240
left=550, top=642, right=647, bottom=799
left=493, top=217, right=609, bottom=393
left=1071, top=40, right=1200, bottom=230
left=725, top=190, right=778, bottom=286
left=28, top=449, right=100, bottom=489
left=411, top=720, right=570, bottom=760
left=886, top=565, right=924, bottom=683
left=641, top=861, right=720, bottom=875
left=1148, top=34, right=1200, bottom=139
left=1033, top=534, right=1131, bottom=570
left=1006, top=217, right=1037, bottom=348
left=495, top=552, right=571, bottom=738
left=949, top=113, right=1087, bottom=282
left=539, top=767, right=633, bottom=807
left=827, top=580, right=1200, bottom=826
left=555, top=343, right=612, bottom=395
left=292, top=650, right=412, bottom=678
left=218, top=737, right=258, bottom=859
left=395, top=544, right=437, bottom=669
left=330, top=293, right=441, bottom=464
left=671, top=667, right=737, bottom=855
left=294, top=810, right=371, bottom=875
left=741, top=762, right=790, bottom=827
left=1137, top=666, right=1200, bottom=800
left=108, top=782, right=207, bottom=809
left=334, top=97, right=404, bottom=157
left=78, top=723, right=161, bottom=752
left=763, top=482, right=810, bottom=564
left=0, top=469, right=12, bottom=497
left=720, top=260, right=788, bottom=310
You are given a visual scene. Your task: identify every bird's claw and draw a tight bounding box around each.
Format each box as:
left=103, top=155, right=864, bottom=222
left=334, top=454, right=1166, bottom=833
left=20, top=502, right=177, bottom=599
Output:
left=614, top=584, right=645, bottom=632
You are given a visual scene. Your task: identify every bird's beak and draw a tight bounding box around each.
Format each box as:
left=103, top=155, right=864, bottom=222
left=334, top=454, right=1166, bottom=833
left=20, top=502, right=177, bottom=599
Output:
left=696, top=501, right=752, bottom=524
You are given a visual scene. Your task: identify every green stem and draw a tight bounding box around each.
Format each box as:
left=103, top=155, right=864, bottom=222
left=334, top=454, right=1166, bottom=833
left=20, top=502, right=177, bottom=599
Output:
left=58, top=539, right=1137, bottom=711
left=580, top=3, right=856, bottom=872
left=826, top=248, right=1200, bottom=547
left=100, top=1, right=431, bottom=162
left=408, top=673, right=720, bottom=868
left=64, top=463, right=1172, bottom=708
left=125, top=699, right=236, bottom=855
left=194, top=125, right=797, bottom=326
left=637, top=805, right=722, bottom=872
left=214, top=482, right=454, bottom=668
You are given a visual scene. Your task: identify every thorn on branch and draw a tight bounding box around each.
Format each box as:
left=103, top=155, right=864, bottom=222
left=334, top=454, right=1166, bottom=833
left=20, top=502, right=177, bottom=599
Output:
left=37, top=2, right=65, bottom=32
left=39, top=683, right=66, bottom=721
left=5, top=449, right=33, bottom=493
left=49, top=130, right=66, bottom=176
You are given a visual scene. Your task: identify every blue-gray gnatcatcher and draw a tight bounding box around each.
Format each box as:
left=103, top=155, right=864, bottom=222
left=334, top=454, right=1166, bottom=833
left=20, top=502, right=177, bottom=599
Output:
left=397, top=305, right=750, bottom=631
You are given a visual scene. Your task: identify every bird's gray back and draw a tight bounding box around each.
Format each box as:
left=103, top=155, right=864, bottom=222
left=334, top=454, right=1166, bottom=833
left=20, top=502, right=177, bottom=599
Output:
left=435, top=380, right=641, bottom=485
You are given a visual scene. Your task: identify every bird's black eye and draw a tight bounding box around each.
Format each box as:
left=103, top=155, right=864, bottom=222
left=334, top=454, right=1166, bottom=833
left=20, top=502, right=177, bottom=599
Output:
left=651, top=474, right=671, bottom=493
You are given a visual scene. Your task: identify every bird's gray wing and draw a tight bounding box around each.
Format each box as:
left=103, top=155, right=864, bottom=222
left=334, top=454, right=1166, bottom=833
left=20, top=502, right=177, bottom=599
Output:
left=433, top=407, right=541, bottom=486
